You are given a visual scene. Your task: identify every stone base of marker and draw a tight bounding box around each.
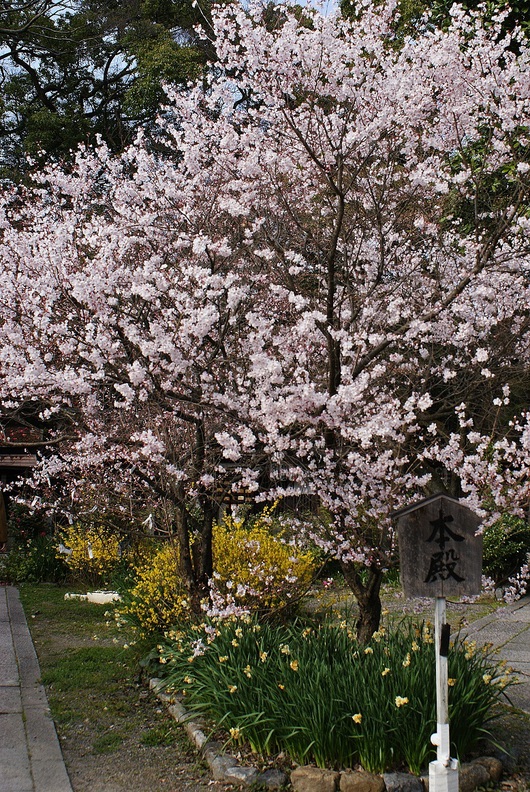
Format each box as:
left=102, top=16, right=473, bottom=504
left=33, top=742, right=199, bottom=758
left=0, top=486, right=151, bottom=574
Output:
left=428, top=760, right=459, bottom=792
left=422, top=758, right=503, bottom=792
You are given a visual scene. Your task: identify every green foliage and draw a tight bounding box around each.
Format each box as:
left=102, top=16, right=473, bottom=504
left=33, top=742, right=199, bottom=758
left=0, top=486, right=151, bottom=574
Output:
left=92, top=732, right=126, bottom=754
left=123, top=34, right=204, bottom=117
left=156, top=617, right=513, bottom=774
left=0, top=536, right=68, bottom=584
left=483, top=515, right=530, bottom=584
left=0, top=504, right=68, bottom=584
left=0, top=0, right=214, bottom=174
left=40, top=645, right=130, bottom=691
left=140, top=724, right=177, bottom=746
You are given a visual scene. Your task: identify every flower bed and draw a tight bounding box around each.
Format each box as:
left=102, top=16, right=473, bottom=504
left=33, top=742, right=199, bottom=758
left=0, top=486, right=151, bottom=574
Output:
left=155, top=617, right=514, bottom=775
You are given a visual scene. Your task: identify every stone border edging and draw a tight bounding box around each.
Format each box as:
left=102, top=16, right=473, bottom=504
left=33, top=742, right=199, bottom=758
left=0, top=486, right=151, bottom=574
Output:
left=150, top=678, right=288, bottom=788
left=150, top=679, right=503, bottom=791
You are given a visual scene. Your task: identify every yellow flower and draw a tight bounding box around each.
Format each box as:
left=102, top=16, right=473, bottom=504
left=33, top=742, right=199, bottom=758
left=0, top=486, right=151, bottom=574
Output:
left=280, top=644, right=291, bottom=655
left=184, top=676, right=192, bottom=684
left=395, top=696, right=409, bottom=708
left=464, top=641, right=476, bottom=660
left=352, top=713, right=362, bottom=724
left=339, top=621, right=347, bottom=630
left=228, top=685, right=238, bottom=694
left=244, top=665, right=252, bottom=678
left=403, top=653, right=411, bottom=668
left=381, top=667, right=391, bottom=677
left=290, top=660, right=299, bottom=671
left=229, top=727, right=241, bottom=740
left=235, top=628, right=243, bottom=638
left=232, top=640, right=239, bottom=647
left=219, top=655, right=229, bottom=663
left=411, top=641, right=420, bottom=652
left=423, top=626, right=434, bottom=644
left=448, top=678, right=456, bottom=687
left=483, top=674, right=492, bottom=685
left=364, top=647, right=373, bottom=655
left=260, top=651, right=268, bottom=663
left=382, top=608, right=389, bottom=616
left=278, top=683, right=285, bottom=690
left=302, top=628, right=312, bottom=639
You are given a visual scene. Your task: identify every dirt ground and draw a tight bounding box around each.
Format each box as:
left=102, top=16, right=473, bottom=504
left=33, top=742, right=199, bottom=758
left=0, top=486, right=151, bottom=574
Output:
left=54, top=694, right=217, bottom=792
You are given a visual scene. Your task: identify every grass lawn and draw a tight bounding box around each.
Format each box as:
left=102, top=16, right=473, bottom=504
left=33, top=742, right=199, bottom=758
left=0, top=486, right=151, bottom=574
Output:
left=18, top=583, right=211, bottom=792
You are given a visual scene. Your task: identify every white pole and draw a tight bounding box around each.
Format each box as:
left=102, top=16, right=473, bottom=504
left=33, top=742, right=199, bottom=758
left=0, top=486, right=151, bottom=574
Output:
left=429, top=596, right=459, bottom=792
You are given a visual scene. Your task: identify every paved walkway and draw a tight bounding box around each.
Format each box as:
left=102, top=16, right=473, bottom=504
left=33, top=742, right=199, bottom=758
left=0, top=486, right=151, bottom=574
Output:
left=464, top=595, right=530, bottom=714
left=0, top=586, right=73, bottom=792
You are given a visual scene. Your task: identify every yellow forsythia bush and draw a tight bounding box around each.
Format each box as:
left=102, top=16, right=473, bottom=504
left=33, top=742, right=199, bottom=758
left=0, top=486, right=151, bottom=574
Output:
left=119, top=510, right=316, bottom=634
left=59, top=523, right=122, bottom=585
left=213, top=512, right=316, bottom=611
left=120, top=542, right=190, bottom=633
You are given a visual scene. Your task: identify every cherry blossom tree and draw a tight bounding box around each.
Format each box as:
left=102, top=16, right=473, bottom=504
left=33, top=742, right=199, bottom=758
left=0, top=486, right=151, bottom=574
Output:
left=1, top=0, right=530, bottom=639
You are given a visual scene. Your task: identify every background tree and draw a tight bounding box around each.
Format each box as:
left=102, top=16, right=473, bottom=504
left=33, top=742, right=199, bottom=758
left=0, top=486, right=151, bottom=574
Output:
left=1, top=1, right=530, bottom=639
left=0, top=0, right=214, bottom=177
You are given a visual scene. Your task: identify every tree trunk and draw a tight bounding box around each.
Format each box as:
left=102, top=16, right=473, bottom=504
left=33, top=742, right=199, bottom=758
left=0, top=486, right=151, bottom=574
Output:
left=340, top=561, right=384, bottom=644
left=175, top=503, right=199, bottom=609
left=193, top=497, right=214, bottom=608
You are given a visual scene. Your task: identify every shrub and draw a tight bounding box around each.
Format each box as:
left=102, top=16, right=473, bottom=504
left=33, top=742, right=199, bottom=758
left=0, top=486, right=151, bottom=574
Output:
left=59, top=523, right=123, bottom=587
left=1, top=503, right=67, bottom=584
left=0, top=535, right=68, bottom=584
left=8, top=502, right=51, bottom=544
left=119, top=542, right=190, bottom=633
left=156, top=617, right=514, bottom=775
left=483, top=515, right=530, bottom=585
left=119, top=510, right=317, bottom=634
left=212, top=509, right=316, bottom=614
